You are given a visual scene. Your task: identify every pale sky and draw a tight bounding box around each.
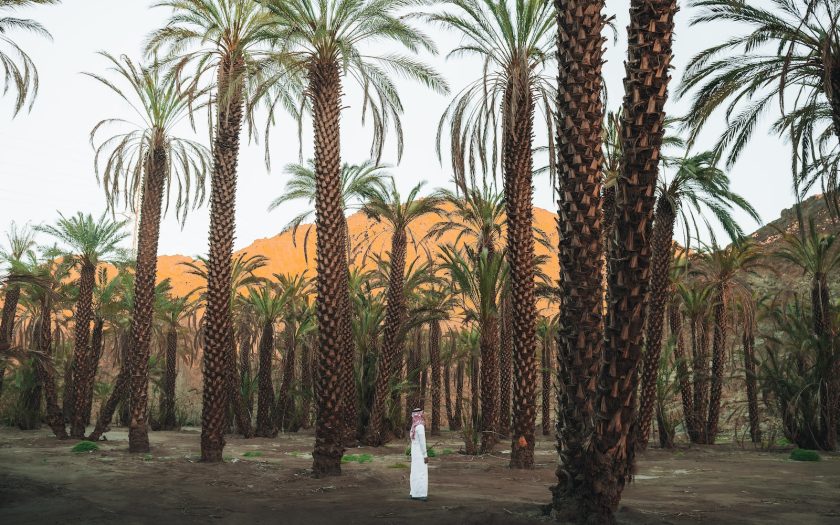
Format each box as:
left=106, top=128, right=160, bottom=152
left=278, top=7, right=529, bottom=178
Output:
left=0, top=0, right=792, bottom=257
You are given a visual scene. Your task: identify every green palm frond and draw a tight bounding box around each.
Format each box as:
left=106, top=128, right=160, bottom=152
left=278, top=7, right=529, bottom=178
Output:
left=35, top=212, right=129, bottom=268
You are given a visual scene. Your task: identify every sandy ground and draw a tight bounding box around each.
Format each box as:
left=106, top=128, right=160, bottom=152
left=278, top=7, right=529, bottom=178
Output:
left=0, top=426, right=838, bottom=525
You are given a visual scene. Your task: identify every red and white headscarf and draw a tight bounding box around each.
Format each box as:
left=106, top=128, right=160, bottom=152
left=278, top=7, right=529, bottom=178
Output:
left=410, top=408, right=425, bottom=440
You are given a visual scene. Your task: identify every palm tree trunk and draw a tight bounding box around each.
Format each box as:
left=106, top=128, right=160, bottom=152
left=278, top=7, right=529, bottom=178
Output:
left=706, top=285, right=727, bottom=444
left=34, top=297, right=67, bottom=439
left=310, top=59, right=350, bottom=475
left=551, top=0, right=607, bottom=515
left=504, top=70, right=538, bottom=470
left=69, top=262, right=95, bottom=438
left=364, top=227, right=408, bottom=447
left=299, top=338, right=313, bottom=430
left=595, top=0, right=676, bottom=516
left=429, top=320, right=442, bottom=435
left=88, top=333, right=132, bottom=441
left=82, top=316, right=104, bottom=426
left=690, top=316, right=709, bottom=443
left=406, top=329, right=422, bottom=423
left=480, top=313, right=499, bottom=453
left=454, top=359, right=464, bottom=430
left=638, top=200, right=677, bottom=448
left=239, top=326, right=254, bottom=418
left=124, top=146, right=167, bottom=452
left=541, top=335, right=551, bottom=437
left=811, top=274, right=837, bottom=450
left=276, top=324, right=296, bottom=432
left=499, top=297, right=512, bottom=438
left=742, top=329, right=761, bottom=444
left=340, top=219, right=359, bottom=446
left=201, top=56, right=245, bottom=463
left=160, top=327, right=178, bottom=431
left=0, top=284, right=21, bottom=401
left=255, top=322, right=276, bottom=437
left=669, top=304, right=697, bottom=442
left=470, top=355, right=479, bottom=430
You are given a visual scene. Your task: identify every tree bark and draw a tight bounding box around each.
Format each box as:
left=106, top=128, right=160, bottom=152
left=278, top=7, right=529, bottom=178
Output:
left=275, top=324, right=296, bottom=432
left=160, top=327, right=178, bottom=431
left=498, top=297, right=512, bottom=438
left=541, top=335, right=551, bottom=436
left=480, top=313, right=499, bottom=453
left=69, top=262, right=95, bottom=438
left=429, top=320, right=442, bottom=435
left=669, top=304, right=697, bottom=442
left=255, top=322, right=276, bottom=437
left=0, top=284, right=21, bottom=401
left=742, top=329, right=761, bottom=444
left=706, top=284, right=727, bottom=444
left=34, top=297, right=67, bottom=439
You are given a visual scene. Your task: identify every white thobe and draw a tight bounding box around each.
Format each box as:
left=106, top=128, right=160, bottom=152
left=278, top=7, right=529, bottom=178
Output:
left=409, top=423, right=428, bottom=499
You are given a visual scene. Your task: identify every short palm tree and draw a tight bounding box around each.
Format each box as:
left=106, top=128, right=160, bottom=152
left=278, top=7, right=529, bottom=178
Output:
left=261, top=0, right=447, bottom=476
left=637, top=151, right=760, bottom=448
left=87, top=52, right=210, bottom=453
left=0, top=0, right=58, bottom=116
left=775, top=216, right=840, bottom=449
left=147, top=0, right=283, bottom=462
left=426, top=185, right=505, bottom=256
left=37, top=212, right=127, bottom=439
left=362, top=180, right=443, bottom=446
left=156, top=293, right=194, bottom=431
left=430, top=0, right=555, bottom=469
left=679, top=0, right=840, bottom=194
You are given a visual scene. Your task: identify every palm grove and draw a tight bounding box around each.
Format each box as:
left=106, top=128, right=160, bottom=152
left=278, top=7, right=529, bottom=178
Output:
left=1, top=0, right=839, bottom=523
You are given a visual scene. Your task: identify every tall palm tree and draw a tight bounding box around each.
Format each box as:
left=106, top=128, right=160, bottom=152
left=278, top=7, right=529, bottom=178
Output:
left=241, top=283, right=289, bottom=437
left=677, top=280, right=715, bottom=444
left=679, top=0, right=840, bottom=195
left=88, top=52, right=210, bottom=452
left=431, top=0, right=555, bottom=469
left=147, top=0, right=282, bottom=462
left=0, top=0, right=58, bottom=116
left=262, top=0, right=447, bottom=475
left=0, top=222, right=37, bottom=399
left=594, top=0, right=677, bottom=517
left=440, top=245, right=507, bottom=452
left=551, top=0, right=607, bottom=515
left=361, top=180, right=442, bottom=446
left=775, top=217, right=840, bottom=449
left=37, top=212, right=127, bottom=439
left=637, top=151, right=760, bottom=448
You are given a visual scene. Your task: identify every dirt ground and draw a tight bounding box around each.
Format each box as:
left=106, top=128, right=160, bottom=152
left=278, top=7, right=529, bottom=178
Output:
left=0, top=426, right=838, bottom=525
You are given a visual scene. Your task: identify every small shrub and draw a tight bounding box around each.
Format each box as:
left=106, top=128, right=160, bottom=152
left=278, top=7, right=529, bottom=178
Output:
left=389, top=462, right=409, bottom=469
left=789, top=448, right=821, bottom=462
left=242, top=451, right=263, bottom=458
left=440, top=448, right=454, bottom=456
left=71, top=441, right=100, bottom=454
left=342, top=453, right=373, bottom=464
left=143, top=454, right=153, bottom=461
left=405, top=446, right=436, bottom=457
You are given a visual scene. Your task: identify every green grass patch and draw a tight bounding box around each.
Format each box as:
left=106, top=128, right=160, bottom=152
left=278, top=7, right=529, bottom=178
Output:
left=71, top=441, right=99, bottom=454
left=242, top=451, right=263, bottom=458
left=790, top=449, right=821, bottom=462
left=440, top=448, right=454, bottom=456
left=143, top=454, right=153, bottom=461
left=405, top=446, right=437, bottom=457
left=389, top=462, right=409, bottom=469
left=342, top=453, right=373, bottom=464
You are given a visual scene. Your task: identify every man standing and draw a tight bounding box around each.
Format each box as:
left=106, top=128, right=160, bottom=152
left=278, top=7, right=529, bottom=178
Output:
left=409, top=408, right=428, bottom=500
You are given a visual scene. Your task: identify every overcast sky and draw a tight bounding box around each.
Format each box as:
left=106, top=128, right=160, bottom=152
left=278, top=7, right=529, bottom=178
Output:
left=0, top=0, right=792, bottom=257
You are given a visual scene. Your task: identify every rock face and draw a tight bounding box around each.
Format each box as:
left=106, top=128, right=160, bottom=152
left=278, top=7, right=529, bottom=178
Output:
left=156, top=206, right=563, bottom=298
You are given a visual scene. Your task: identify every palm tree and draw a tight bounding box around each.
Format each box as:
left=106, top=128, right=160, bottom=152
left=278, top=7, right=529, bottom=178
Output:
left=0, top=222, right=37, bottom=399
left=147, top=0, right=283, bottom=462
left=37, top=212, right=127, bottom=439
left=362, top=180, right=442, bottom=446
left=679, top=0, right=840, bottom=195
left=637, top=151, right=760, bottom=448
left=426, top=185, right=505, bottom=256
left=262, top=0, right=447, bottom=476
left=241, top=284, right=289, bottom=437
left=550, top=0, right=607, bottom=515
left=87, top=52, right=210, bottom=452
left=156, top=293, right=194, bottom=430
left=696, top=240, right=764, bottom=444
left=0, top=0, right=58, bottom=116
left=775, top=217, right=840, bottom=449
left=431, top=0, right=554, bottom=468
left=678, top=280, right=714, bottom=444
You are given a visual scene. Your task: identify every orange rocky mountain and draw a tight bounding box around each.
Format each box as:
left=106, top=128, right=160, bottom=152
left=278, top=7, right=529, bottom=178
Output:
left=156, top=206, right=562, bottom=301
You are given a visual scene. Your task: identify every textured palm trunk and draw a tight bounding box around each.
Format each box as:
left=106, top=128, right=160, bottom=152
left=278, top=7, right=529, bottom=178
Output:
left=310, top=59, right=350, bottom=475
left=595, top=0, right=676, bottom=516
left=504, top=70, right=538, bottom=470
left=470, top=355, right=479, bottom=430
left=479, top=313, right=499, bottom=453
left=34, top=297, right=67, bottom=439
left=828, top=52, right=840, bottom=151
left=690, top=315, right=711, bottom=443
left=160, top=327, right=178, bottom=431
left=255, top=322, right=276, bottom=437
left=551, top=0, right=607, bottom=515
left=498, top=296, right=512, bottom=438
left=655, top=409, right=674, bottom=449
left=124, top=145, right=167, bottom=452
left=637, top=199, right=677, bottom=448
left=669, top=304, right=697, bottom=442
left=201, top=56, right=245, bottom=462
left=69, top=262, right=95, bottom=438
left=364, top=227, right=408, bottom=446
left=541, top=335, right=551, bottom=436
left=706, top=285, right=727, bottom=444
left=299, top=338, right=313, bottom=430
left=406, top=329, right=422, bottom=424
left=88, top=333, right=132, bottom=441
left=444, top=361, right=454, bottom=429
left=275, top=324, right=296, bottom=432
left=454, top=360, right=464, bottom=430
left=340, top=219, right=359, bottom=445
left=811, top=275, right=836, bottom=450
left=239, top=326, right=254, bottom=417
left=82, top=316, right=104, bottom=426
left=742, top=329, right=761, bottom=444
left=429, top=320, right=442, bottom=435
left=0, top=284, right=21, bottom=400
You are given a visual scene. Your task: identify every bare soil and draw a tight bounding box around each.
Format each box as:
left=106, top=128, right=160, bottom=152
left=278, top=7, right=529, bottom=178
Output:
left=0, top=427, right=838, bottom=524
